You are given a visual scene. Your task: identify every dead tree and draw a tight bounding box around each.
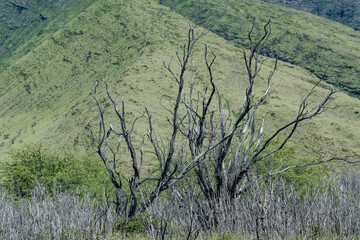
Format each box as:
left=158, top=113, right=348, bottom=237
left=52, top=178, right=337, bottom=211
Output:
left=90, top=20, right=347, bottom=221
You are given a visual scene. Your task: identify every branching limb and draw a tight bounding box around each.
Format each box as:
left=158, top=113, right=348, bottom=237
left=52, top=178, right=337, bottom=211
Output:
left=256, top=158, right=360, bottom=181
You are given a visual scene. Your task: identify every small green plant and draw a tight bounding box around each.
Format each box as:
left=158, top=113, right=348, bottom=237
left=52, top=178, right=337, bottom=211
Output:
left=311, top=221, right=323, bottom=238
left=115, top=213, right=151, bottom=235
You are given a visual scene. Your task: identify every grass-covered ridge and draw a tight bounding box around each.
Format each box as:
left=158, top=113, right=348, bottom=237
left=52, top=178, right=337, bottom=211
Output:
left=0, top=0, right=359, bottom=166
left=0, top=0, right=97, bottom=72
left=159, top=0, right=360, bottom=98
left=261, top=0, right=360, bottom=31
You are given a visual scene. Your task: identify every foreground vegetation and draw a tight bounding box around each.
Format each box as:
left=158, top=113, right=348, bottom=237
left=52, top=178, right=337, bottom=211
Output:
left=1, top=145, right=111, bottom=197
left=1, top=171, right=359, bottom=239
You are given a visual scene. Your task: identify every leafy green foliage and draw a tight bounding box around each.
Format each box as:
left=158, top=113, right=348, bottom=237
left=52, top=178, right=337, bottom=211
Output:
left=2, top=145, right=110, bottom=197
left=115, top=213, right=151, bottom=235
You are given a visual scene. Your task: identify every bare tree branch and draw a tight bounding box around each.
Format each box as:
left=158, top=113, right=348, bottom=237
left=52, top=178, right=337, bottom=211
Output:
left=90, top=21, right=352, bottom=222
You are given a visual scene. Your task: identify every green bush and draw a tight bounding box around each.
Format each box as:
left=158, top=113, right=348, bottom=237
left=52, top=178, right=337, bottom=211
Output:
left=2, top=145, right=111, bottom=197
left=114, top=213, right=151, bottom=235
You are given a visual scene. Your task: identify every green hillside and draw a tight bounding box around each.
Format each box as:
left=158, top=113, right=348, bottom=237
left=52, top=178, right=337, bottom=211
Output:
left=0, top=0, right=97, bottom=72
left=159, top=0, right=360, bottom=98
left=261, top=0, right=360, bottom=30
left=0, top=0, right=359, bottom=166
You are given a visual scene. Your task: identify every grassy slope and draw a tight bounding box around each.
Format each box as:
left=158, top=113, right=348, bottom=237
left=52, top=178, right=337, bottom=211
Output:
left=260, top=0, right=360, bottom=30
left=0, top=0, right=97, bottom=72
left=0, top=0, right=359, bottom=167
left=159, top=0, right=360, bottom=98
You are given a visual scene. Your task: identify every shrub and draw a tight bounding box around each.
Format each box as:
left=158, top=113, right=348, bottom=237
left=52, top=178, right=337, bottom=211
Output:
left=2, top=145, right=111, bottom=197
left=114, top=213, right=149, bottom=235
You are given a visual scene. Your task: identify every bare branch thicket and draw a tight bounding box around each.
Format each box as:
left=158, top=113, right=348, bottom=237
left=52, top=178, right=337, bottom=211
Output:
left=91, top=28, right=205, bottom=220
left=144, top=171, right=360, bottom=239
left=176, top=19, right=339, bottom=202
left=0, top=184, right=116, bottom=240
left=1, top=173, right=360, bottom=239
left=90, top=20, right=353, bottom=221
